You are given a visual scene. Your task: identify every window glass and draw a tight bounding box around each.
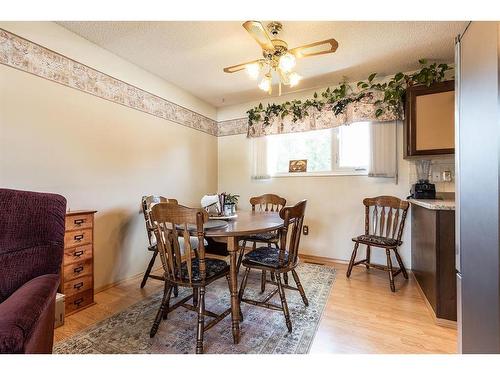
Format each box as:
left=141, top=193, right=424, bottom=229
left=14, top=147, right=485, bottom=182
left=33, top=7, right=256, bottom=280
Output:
left=267, top=129, right=332, bottom=174
left=266, top=122, right=370, bottom=175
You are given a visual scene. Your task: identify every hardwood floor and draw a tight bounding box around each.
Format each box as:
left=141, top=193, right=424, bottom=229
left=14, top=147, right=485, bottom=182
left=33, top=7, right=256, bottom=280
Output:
left=54, top=258, right=457, bottom=353
left=307, top=259, right=457, bottom=353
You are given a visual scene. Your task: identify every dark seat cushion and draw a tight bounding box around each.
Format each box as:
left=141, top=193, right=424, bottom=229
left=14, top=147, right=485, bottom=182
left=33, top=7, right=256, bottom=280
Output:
left=0, top=274, right=59, bottom=353
left=353, top=234, right=401, bottom=247
left=242, top=247, right=289, bottom=269
left=242, top=231, right=279, bottom=243
left=179, top=258, right=229, bottom=283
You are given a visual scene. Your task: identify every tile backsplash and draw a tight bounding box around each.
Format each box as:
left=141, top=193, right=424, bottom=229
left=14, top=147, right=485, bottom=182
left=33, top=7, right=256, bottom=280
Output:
left=408, top=156, right=455, bottom=193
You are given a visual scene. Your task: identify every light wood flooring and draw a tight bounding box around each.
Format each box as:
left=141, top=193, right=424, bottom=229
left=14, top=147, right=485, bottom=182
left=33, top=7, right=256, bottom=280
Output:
left=54, top=258, right=457, bottom=354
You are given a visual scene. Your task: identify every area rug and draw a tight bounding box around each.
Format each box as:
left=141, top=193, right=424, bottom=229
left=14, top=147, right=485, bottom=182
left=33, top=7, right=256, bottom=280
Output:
left=54, top=263, right=335, bottom=354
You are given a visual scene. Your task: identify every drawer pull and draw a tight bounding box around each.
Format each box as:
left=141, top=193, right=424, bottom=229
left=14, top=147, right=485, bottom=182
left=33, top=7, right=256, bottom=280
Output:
left=74, top=250, right=84, bottom=257
left=74, top=219, right=86, bottom=226
left=74, top=234, right=84, bottom=241
left=74, top=266, right=84, bottom=274
left=74, top=281, right=84, bottom=290
left=74, top=297, right=84, bottom=307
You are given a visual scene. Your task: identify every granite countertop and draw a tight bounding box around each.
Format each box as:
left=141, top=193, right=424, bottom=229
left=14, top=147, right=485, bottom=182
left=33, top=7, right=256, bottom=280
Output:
left=409, top=195, right=455, bottom=211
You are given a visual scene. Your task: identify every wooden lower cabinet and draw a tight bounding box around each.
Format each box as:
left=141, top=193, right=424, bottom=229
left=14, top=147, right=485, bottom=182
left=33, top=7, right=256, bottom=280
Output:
left=60, top=210, right=97, bottom=315
left=411, top=204, right=456, bottom=323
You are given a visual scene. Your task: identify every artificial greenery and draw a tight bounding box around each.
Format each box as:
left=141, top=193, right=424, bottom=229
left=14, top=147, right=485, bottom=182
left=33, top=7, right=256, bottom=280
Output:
left=224, top=193, right=240, bottom=205
left=247, top=59, right=452, bottom=127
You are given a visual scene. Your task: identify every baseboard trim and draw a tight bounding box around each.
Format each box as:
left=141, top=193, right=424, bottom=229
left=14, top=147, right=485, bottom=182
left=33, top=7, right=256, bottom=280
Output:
left=94, top=266, right=163, bottom=294
left=411, top=272, right=457, bottom=329
left=299, top=253, right=348, bottom=266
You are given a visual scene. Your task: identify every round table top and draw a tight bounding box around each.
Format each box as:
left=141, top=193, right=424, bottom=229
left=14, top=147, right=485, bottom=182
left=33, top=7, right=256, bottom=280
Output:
left=177, top=219, right=228, bottom=232
left=204, top=211, right=283, bottom=238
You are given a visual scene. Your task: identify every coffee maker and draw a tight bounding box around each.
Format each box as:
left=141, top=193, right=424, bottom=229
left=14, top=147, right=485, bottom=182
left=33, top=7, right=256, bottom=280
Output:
left=410, top=160, right=436, bottom=199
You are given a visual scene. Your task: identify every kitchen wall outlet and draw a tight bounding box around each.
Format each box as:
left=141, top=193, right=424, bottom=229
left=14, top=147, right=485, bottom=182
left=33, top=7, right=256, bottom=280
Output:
left=303, top=225, right=309, bottom=235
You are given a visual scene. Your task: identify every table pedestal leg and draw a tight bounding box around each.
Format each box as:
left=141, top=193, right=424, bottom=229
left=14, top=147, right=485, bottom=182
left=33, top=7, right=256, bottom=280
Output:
left=227, top=236, right=240, bottom=344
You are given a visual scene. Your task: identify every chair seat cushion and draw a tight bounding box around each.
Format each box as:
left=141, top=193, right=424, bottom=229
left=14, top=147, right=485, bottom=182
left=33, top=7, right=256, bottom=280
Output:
left=243, top=231, right=279, bottom=242
left=353, top=234, right=400, bottom=247
left=179, top=258, right=229, bottom=283
left=242, top=247, right=289, bottom=269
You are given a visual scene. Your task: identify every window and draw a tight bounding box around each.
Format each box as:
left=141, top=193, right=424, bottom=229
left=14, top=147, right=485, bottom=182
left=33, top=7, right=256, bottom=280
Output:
left=267, top=122, right=370, bottom=176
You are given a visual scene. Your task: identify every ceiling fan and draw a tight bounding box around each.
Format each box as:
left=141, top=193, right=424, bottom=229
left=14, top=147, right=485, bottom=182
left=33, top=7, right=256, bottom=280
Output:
left=223, top=21, right=338, bottom=95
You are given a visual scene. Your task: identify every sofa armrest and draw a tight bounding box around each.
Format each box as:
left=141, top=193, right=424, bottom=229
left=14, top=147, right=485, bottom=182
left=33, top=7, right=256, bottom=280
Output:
left=0, top=274, right=59, bottom=353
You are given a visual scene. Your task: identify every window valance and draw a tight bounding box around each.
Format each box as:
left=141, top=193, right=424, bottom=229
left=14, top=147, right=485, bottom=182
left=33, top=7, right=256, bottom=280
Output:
left=247, top=91, right=401, bottom=138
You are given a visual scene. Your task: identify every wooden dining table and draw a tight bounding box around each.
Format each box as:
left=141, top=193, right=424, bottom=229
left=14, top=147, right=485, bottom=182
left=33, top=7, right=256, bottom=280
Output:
left=204, top=210, right=284, bottom=344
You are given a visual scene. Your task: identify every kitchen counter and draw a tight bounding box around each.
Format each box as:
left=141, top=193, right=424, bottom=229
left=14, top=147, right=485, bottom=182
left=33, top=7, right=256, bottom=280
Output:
left=409, top=197, right=455, bottom=211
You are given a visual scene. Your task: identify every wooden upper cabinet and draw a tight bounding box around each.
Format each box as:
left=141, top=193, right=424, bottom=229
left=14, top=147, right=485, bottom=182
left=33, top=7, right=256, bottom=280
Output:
left=404, top=80, right=455, bottom=158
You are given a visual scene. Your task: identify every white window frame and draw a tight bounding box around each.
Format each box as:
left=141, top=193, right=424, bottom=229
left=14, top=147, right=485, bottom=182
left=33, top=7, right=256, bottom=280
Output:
left=269, top=125, right=369, bottom=178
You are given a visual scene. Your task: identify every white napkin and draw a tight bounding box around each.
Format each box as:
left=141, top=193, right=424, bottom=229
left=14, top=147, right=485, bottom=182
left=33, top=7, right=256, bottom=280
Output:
left=201, top=194, right=221, bottom=214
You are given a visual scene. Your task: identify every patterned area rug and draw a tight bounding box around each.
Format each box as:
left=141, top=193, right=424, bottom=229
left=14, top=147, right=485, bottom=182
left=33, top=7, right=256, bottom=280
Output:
left=54, top=263, right=335, bottom=354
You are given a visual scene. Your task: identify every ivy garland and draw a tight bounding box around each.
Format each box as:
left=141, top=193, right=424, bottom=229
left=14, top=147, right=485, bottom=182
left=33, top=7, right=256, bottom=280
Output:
left=247, top=59, right=452, bottom=127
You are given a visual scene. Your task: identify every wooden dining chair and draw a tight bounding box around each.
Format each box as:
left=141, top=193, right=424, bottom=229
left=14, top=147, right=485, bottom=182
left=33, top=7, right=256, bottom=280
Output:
left=149, top=202, right=231, bottom=354
left=140, top=195, right=177, bottom=290
left=141, top=196, right=205, bottom=298
left=239, top=194, right=287, bottom=292
left=346, top=196, right=410, bottom=292
left=238, top=200, right=308, bottom=333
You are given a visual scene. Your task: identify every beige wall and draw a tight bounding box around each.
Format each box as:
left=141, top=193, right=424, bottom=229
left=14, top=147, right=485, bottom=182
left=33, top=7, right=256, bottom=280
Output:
left=0, top=66, right=218, bottom=290
left=218, top=130, right=412, bottom=267
left=0, top=23, right=218, bottom=290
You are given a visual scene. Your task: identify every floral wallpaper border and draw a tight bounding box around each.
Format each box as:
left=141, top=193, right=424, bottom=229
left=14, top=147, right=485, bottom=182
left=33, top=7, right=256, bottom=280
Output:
left=0, top=28, right=219, bottom=136
left=217, top=118, right=248, bottom=136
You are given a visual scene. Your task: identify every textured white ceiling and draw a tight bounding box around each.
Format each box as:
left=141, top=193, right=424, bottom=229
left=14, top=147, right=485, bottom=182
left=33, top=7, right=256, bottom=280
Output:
left=57, top=21, right=467, bottom=108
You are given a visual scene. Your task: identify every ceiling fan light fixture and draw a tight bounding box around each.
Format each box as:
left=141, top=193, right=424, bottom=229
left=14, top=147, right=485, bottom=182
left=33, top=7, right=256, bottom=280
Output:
left=278, top=52, right=296, bottom=72
left=224, top=21, right=338, bottom=96
left=245, top=62, right=261, bottom=80
left=289, top=72, right=302, bottom=87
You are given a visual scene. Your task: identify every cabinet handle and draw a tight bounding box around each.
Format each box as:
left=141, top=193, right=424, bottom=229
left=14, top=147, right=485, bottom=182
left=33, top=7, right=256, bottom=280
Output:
left=74, top=297, right=84, bottom=306
left=74, top=250, right=84, bottom=257
left=74, top=219, right=86, bottom=226
left=73, top=281, right=84, bottom=290
left=74, top=266, right=84, bottom=274
left=74, top=234, right=84, bottom=241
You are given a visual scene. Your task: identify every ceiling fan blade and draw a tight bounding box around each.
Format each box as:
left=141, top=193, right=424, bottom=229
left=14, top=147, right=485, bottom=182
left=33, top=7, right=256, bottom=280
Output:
left=223, top=59, right=263, bottom=73
left=242, top=21, right=275, bottom=51
left=289, top=38, right=339, bottom=58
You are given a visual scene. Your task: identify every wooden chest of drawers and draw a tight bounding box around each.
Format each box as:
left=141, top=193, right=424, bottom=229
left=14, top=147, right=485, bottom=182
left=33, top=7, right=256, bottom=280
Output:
left=60, top=210, right=97, bottom=315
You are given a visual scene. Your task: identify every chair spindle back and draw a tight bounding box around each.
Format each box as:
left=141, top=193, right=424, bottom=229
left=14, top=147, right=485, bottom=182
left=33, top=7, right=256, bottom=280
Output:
left=150, top=202, right=208, bottom=285
left=250, top=194, right=286, bottom=213
left=278, top=200, right=307, bottom=267
left=141, top=195, right=178, bottom=246
left=363, top=196, right=409, bottom=242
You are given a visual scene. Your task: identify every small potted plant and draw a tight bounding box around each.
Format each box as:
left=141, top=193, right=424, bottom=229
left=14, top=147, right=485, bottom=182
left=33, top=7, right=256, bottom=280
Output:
left=223, top=193, right=239, bottom=216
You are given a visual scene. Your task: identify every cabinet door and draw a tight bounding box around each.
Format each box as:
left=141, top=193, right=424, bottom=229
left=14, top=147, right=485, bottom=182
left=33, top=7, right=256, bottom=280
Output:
left=404, top=81, right=455, bottom=158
